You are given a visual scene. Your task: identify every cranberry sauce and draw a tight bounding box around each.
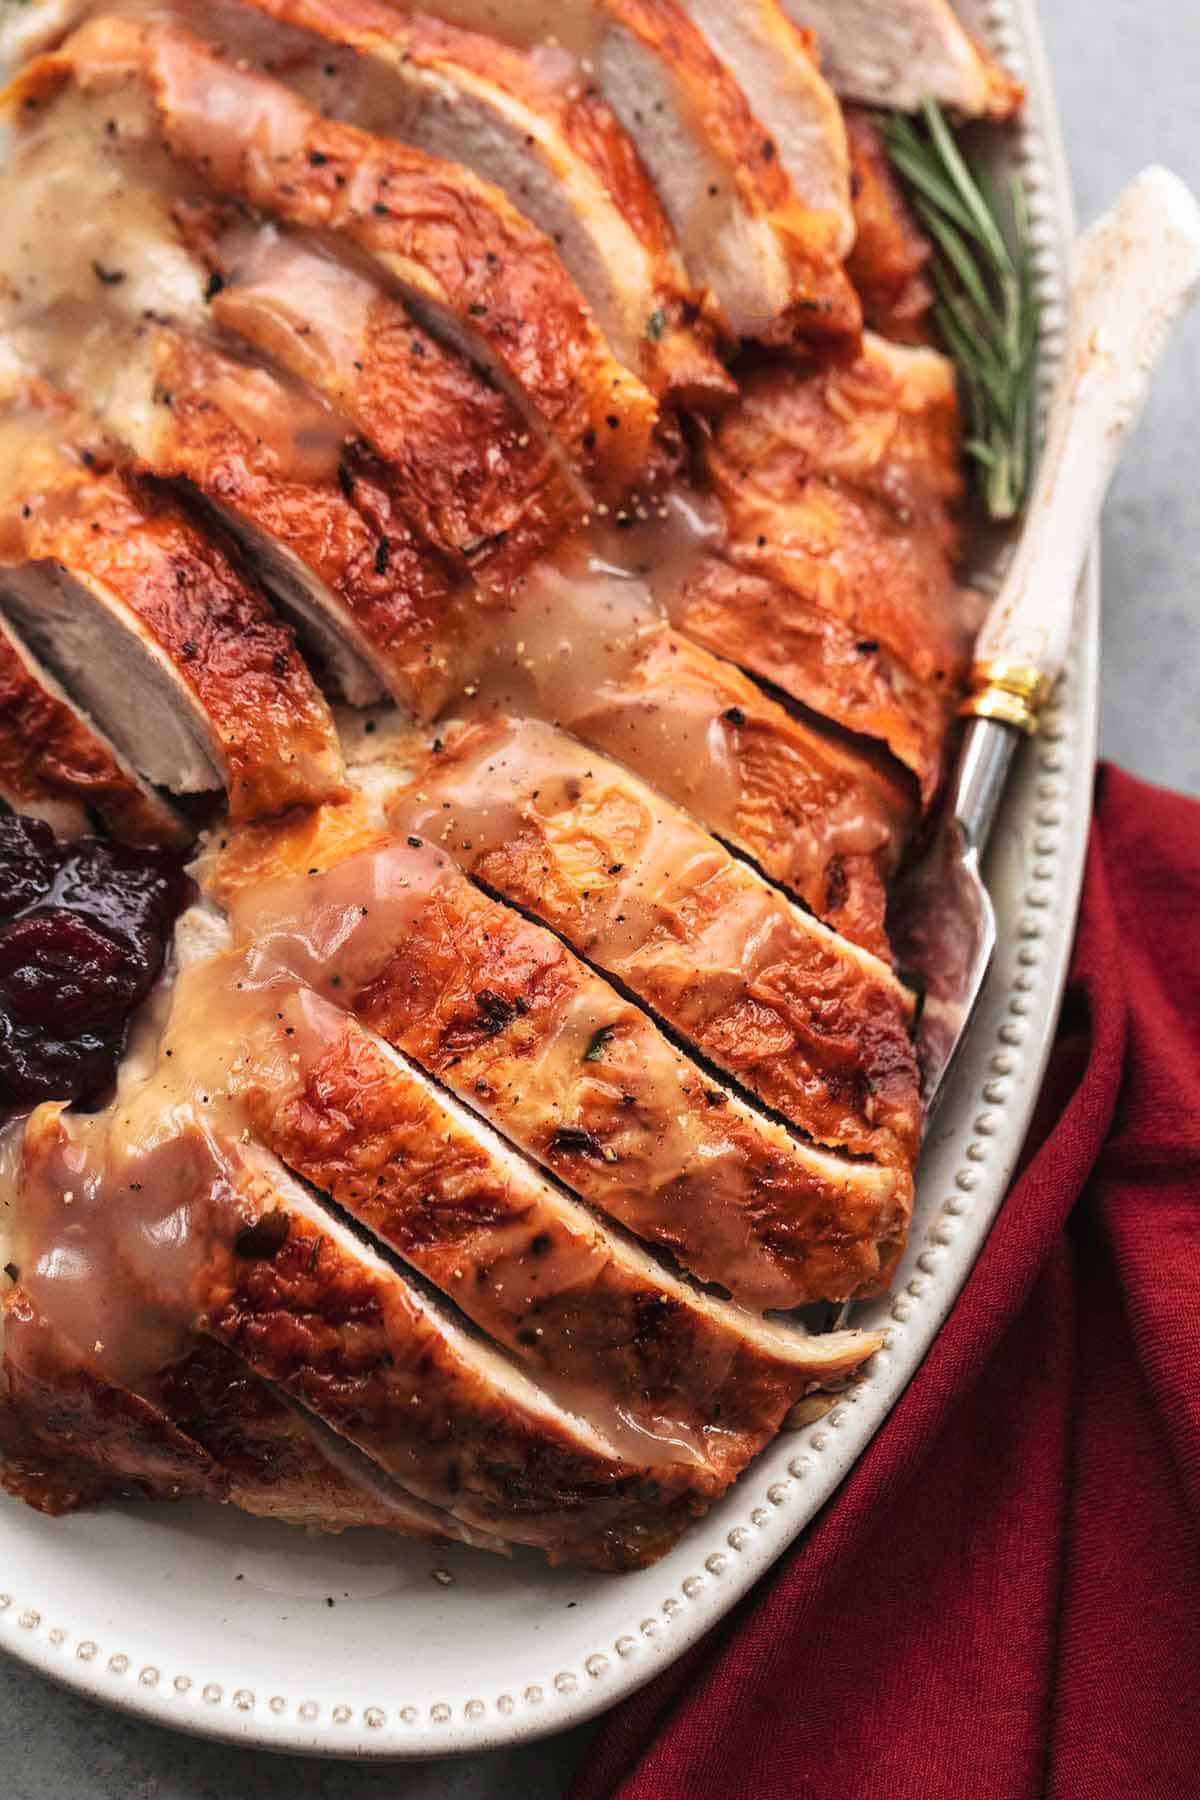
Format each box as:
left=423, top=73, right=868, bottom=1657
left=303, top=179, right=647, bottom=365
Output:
left=0, top=813, right=191, bottom=1112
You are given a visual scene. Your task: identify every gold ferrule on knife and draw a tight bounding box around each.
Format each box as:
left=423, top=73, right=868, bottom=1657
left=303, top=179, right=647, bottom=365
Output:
left=960, top=660, right=1053, bottom=734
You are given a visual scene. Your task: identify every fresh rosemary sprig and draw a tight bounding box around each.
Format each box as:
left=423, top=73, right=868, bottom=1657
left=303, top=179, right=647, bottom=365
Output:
left=879, top=97, right=1038, bottom=521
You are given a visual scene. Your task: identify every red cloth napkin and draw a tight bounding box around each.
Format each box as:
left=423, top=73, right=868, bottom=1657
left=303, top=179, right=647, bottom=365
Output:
left=572, top=763, right=1200, bottom=1800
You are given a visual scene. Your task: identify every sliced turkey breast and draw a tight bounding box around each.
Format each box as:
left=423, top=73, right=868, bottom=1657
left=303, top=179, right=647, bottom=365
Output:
left=0, top=612, right=189, bottom=845
left=381, top=714, right=920, bottom=1166
left=677, top=0, right=854, bottom=256
left=4, top=282, right=585, bottom=729
left=452, top=548, right=916, bottom=954
left=225, top=986, right=882, bottom=1490
left=669, top=552, right=953, bottom=810
left=560, top=609, right=914, bottom=954
left=781, top=0, right=1023, bottom=118
left=697, top=337, right=983, bottom=797
left=2, top=65, right=916, bottom=942
left=117, top=335, right=914, bottom=945
left=4, top=305, right=478, bottom=712
left=2, top=899, right=883, bottom=1551
left=0, top=1292, right=484, bottom=1542
left=0, top=387, right=344, bottom=820
left=227, top=0, right=733, bottom=408
left=52, top=15, right=660, bottom=501
left=0, top=0, right=961, bottom=1572
left=844, top=108, right=935, bottom=345
left=2, top=32, right=589, bottom=588
left=0, top=53, right=488, bottom=710
left=132, top=332, right=480, bottom=715
left=195, top=1380, right=503, bottom=1544
left=0, top=1081, right=211, bottom=1516
left=393, top=0, right=861, bottom=351
left=173, top=203, right=587, bottom=590
left=1, top=16, right=924, bottom=876
left=0, top=920, right=501, bottom=1549
left=208, top=791, right=912, bottom=1310
left=156, top=1349, right=495, bottom=1542
left=0, top=1296, right=224, bottom=1515
left=146, top=901, right=886, bottom=1473
left=200, top=1156, right=701, bottom=1567
left=13, top=1087, right=708, bottom=1568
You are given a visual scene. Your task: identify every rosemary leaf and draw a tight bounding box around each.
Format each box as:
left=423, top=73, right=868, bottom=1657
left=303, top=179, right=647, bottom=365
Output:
left=915, top=204, right=1005, bottom=343
left=920, top=97, right=1013, bottom=271
left=879, top=99, right=1038, bottom=520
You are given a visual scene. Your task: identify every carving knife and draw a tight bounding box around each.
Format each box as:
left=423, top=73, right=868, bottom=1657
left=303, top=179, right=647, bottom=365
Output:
left=893, top=166, right=1200, bottom=1116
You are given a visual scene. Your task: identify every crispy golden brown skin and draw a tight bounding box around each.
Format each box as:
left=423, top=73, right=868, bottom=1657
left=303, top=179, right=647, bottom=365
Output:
left=202, top=1179, right=706, bottom=1568
left=238, top=995, right=881, bottom=1493
left=212, top=798, right=912, bottom=1310
left=62, top=15, right=660, bottom=501
left=152, top=1339, right=466, bottom=1537
left=601, top=0, right=862, bottom=354
left=0, top=1297, right=222, bottom=1515
left=236, top=0, right=736, bottom=409
left=139, top=329, right=479, bottom=718
left=0, top=405, right=344, bottom=821
left=0, top=1295, right=476, bottom=1539
left=706, top=346, right=972, bottom=675
left=12, top=1100, right=704, bottom=1568
left=844, top=107, right=935, bottom=345
left=1, top=1217, right=690, bottom=1565
left=390, top=715, right=920, bottom=1166
left=669, top=553, right=952, bottom=815
left=565, top=620, right=914, bottom=953
left=174, top=197, right=588, bottom=591
left=695, top=337, right=981, bottom=801
left=0, top=612, right=190, bottom=845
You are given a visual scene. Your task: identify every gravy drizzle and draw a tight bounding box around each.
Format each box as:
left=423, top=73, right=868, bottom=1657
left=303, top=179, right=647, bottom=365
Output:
left=1, top=13, right=905, bottom=901
left=452, top=543, right=744, bottom=839
left=0, top=0, right=927, bottom=1502
left=0, top=872, right=796, bottom=1470
left=0, top=60, right=354, bottom=486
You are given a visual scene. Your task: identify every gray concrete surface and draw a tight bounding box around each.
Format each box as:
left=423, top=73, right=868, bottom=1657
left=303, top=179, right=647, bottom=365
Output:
left=3, top=3, right=1197, bottom=1796
left=1048, top=1, right=1200, bottom=795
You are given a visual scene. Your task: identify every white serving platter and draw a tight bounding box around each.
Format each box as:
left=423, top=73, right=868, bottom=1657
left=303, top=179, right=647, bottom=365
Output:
left=0, top=0, right=1098, bottom=1759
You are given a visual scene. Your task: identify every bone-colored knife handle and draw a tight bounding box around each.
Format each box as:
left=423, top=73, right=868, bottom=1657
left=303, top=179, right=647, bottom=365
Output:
left=964, top=166, right=1200, bottom=731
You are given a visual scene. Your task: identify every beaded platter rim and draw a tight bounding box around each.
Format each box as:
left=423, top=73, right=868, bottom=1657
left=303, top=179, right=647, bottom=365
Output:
left=0, top=0, right=1099, bottom=1760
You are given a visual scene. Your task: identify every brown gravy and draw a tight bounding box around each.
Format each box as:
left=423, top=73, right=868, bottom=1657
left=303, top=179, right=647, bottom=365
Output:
left=0, top=0, right=923, bottom=1481
left=3, top=932, right=303, bottom=1391
left=0, top=46, right=353, bottom=486
left=0, top=884, right=757, bottom=1470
